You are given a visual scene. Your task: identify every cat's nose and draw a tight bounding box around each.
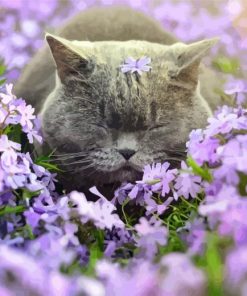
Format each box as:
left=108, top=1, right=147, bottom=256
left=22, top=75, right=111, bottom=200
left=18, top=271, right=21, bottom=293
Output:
left=118, top=149, right=136, bottom=160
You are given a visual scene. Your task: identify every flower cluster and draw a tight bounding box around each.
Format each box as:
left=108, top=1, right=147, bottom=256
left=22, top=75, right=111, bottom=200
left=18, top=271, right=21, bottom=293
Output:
left=113, top=160, right=202, bottom=216
left=0, top=84, right=46, bottom=195
left=1, top=0, right=247, bottom=295
left=187, top=105, right=247, bottom=294
left=3, top=77, right=247, bottom=294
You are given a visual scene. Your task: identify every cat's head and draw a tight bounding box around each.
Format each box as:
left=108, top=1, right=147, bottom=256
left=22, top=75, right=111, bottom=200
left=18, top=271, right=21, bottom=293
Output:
left=41, top=34, right=217, bottom=186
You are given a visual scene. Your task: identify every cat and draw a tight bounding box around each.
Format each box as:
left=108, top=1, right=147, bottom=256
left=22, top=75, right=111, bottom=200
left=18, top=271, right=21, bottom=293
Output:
left=14, top=6, right=222, bottom=195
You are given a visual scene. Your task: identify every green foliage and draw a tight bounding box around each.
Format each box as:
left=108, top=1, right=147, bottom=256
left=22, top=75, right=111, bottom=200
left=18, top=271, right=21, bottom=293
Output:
left=0, top=205, right=25, bottom=216
left=83, top=230, right=104, bottom=276
left=21, top=188, right=41, bottom=199
left=0, top=61, right=6, bottom=86
left=213, top=56, right=240, bottom=75
left=204, top=233, right=224, bottom=296
left=187, top=156, right=213, bottom=182
left=35, top=155, right=64, bottom=172
left=239, top=172, right=247, bottom=196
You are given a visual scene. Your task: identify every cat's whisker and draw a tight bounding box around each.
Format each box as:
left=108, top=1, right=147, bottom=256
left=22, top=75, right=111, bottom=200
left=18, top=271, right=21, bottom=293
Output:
left=50, top=155, right=88, bottom=162
left=165, top=149, right=186, bottom=155
left=60, top=159, right=92, bottom=166
left=84, top=166, right=99, bottom=178
left=63, top=163, right=95, bottom=173
left=51, top=151, right=89, bottom=157
left=165, top=157, right=183, bottom=162
left=50, top=152, right=91, bottom=161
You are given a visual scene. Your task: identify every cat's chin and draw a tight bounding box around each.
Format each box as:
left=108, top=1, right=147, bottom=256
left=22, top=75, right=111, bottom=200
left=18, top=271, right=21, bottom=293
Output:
left=100, top=165, right=142, bottom=184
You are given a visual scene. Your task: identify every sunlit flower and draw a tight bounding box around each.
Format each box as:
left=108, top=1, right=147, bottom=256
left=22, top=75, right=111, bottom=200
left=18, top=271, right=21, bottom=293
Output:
left=120, top=56, right=151, bottom=75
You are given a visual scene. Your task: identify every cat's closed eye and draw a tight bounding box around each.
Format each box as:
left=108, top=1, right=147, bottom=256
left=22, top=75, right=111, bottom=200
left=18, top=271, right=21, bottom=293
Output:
left=148, top=125, right=165, bottom=131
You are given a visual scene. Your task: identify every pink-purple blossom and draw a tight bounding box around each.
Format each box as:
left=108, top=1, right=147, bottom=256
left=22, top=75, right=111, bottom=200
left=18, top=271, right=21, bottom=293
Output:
left=120, top=56, right=151, bottom=75
left=135, top=217, right=168, bottom=259
left=174, top=161, right=202, bottom=199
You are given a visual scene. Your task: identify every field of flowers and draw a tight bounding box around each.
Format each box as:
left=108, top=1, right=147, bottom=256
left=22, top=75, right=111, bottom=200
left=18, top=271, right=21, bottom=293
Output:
left=1, top=0, right=247, bottom=295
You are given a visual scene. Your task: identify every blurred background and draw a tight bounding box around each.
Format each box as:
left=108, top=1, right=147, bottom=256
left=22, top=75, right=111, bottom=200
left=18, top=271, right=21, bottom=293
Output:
left=0, top=0, right=246, bottom=85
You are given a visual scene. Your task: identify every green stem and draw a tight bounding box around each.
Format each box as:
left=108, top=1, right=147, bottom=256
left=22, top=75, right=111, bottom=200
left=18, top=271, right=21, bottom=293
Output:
left=121, top=198, right=132, bottom=228
left=180, top=196, right=197, bottom=209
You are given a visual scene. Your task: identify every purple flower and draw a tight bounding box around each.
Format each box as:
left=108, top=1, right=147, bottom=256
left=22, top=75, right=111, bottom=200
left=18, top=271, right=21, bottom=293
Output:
left=199, top=183, right=247, bottom=244
left=113, top=182, right=134, bottom=205
left=140, top=162, right=178, bottom=197
left=225, top=246, right=247, bottom=295
left=218, top=199, right=247, bottom=245
left=16, top=101, right=35, bottom=130
left=174, top=161, right=202, bottom=199
left=70, top=191, right=124, bottom=230
left=178, top=218, right=207, bottom=255
left=128, top=183, right=152, bottom=206
left=24, top=209, right=41, bottom=229
left=104, top=227, right=133, bottom=258
left=70, top=191, right=94, bottom=221
left=120, top=56, right=151, bottom=75
left=0, top=134, right=21, bottom=153
left=0, top=84, right=42, bottom=144
left=160, top=253, right=207, bottom=296
left=28, top=232, right=76, bottom=270
left=92, top=199, right=124, bottom=230
left=199, top=184, right=239, bottom=217
left=135, top=217, right=168, bottom=259
left=96, top=259, right=158, bottom=296
left=187, top=130, right=220, bottom=165
left=224, top=79, right=247, bottom=104
left=217, top=135, right=247, bottom=174
left=0, top=84, right=16, bottom=105
left=59, top=222, right=80, bottom=247
left=145, top=196, right=173, bottom=216
left=0, top=245, right=49, bottom=295
left=206, top=106, right=247, bottom=137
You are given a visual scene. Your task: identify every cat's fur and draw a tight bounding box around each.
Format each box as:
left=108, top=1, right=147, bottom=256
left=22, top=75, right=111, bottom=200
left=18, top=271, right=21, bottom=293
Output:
left=14, top=7, right=222, bottom=193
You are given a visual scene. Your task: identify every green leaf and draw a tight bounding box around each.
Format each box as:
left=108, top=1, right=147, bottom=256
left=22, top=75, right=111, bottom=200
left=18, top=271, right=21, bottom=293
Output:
left=0, top=64, right=6, bottom=76
left=187, top=157, right=212, bottom=182
left=205, top=233, right=224, bottom=296
left=36, top=161, right=63, bottom=172
left=2, top=125, right=12, bottom=135
left=238, top=172, right=247, bottom=196
left=0, top=205, right=26, bottom=216
left=83, top=243, right=103, bottom=276
left=35, top=155, right=51, bottom=163
left=0, top=78, right=6, bottom=86
left=35, top=156, right=63, bottom=172
left=94, top=229, right=105, bottom=250
left=23, top=224, right=35, bottom=240
left=213, top=56, right=240, bottom=74
left=21, top=188, right=41, bottom=199
left=7, top=124, right=22, bottom=144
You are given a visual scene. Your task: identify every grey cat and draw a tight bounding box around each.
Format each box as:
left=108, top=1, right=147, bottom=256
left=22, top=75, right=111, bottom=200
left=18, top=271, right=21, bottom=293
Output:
left=14, top=7, right=222, bottom=194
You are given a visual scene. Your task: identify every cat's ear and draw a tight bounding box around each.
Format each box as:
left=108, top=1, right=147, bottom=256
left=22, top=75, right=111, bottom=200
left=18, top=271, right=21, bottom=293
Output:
left=168, top=38, right=219, bottom=88
left=46, top=33, right=91, bottom=83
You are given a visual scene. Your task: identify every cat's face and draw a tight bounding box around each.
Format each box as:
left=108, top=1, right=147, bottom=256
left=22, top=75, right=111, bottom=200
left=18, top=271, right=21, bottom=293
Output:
left=41, top=35, right=216, bottom=186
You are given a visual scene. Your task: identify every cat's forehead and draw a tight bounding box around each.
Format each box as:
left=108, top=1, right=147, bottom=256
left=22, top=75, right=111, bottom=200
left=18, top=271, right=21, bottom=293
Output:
left=71, top=40, right=170, bottom=62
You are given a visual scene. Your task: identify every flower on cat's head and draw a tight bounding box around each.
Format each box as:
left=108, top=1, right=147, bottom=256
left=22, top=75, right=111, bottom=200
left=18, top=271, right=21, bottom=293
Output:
left=120, top=56, right=151, bottom=75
